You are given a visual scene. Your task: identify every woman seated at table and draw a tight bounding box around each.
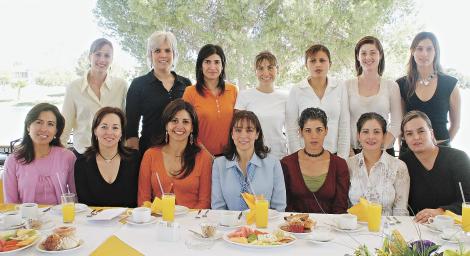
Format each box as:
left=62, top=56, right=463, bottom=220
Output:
left=347, top=112, right=410, bottom=216
left=281, top=107, right=349, bottom=213
left=3, top=103, right=76, bottom=204
left=138, top=99, right=212, bottom=209
left=74, top=107, right=139, bottom=208
left=211, top=111, right=286, bottom=211
left=400, top=110, right=470, bottom=223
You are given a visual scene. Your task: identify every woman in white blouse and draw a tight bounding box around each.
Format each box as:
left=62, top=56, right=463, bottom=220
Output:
left=286, top=44, right=350, bottom=159
left=235, top=51, right=288, bottom=159
left=346, top=36, right=402, bottom=156
left=61, top=38, right=128, bottom=156
left=347, top=112, right=410, bottom=216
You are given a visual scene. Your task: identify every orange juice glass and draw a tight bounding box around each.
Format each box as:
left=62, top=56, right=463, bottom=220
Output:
left=61, top=193, right=75, bottom=223
left=462, top=202, right=470, bottom=232
left=162, top=193, right=175, bottom=222
left=367, top=202, right=382, bottom=232
left=255, top=196, right=268, bottom=228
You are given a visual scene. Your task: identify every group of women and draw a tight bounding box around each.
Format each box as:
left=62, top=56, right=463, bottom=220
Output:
left=3, top=30, right=469, bottom=224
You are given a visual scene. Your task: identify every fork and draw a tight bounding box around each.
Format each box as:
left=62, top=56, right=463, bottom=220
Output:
left=386, top=216, right=396, bottom=225
left=393, top=216, right=401, bottom=224
left=195, top=209, right=202, bottom=219
left=87, top=209, right=103, bottom=218
left=202, top=209, right=210, bottom=218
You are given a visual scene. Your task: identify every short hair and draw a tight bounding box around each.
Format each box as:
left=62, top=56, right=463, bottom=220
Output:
left=84, top=107, right=132, bottom=160
left=401, top=110, right=433, bottom=135
left=195, top=44, right=226, bottom=96
left=224, top=111, right=270, bottom=160
left=15, top=103, right=64, bottom=164
left=354, top=36, right=385, bottom=76
left=356, top=112, right=387, bottom=135
left=298, top=107, right=328, bottom=130
left=147, top=31, right=178, bottom=68
left=255, top=51, right=278, bottom=69
left=89, top=38, right=113, bottom=55
left=304, top=44, right=331, bottom=65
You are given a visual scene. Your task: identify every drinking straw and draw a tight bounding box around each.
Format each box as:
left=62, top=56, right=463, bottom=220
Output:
left=155, top=171, right=165, bottom=196
left=459, top=182, right=467, bottom=203
left=66, top=184, right=70, bottom=194
left=55, top=173, right=64, bottom=194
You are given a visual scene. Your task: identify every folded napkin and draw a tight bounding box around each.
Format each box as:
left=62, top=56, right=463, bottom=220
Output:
left=241, top=192, right=264, bottom=225
left=142, top=196, right=162, bottom=214
left=444, top=210, right=462, bottom=225
left=347, top=197, right=369, bottom=222
left=91, top=235, right=144, bottom=256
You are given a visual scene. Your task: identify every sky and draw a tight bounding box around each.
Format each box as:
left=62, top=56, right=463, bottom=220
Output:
left=0, top=0, right=469, bottom=76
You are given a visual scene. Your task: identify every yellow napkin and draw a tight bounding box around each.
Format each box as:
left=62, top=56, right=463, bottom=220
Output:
left=142, top=197, right=162, bottom=214
left=90, top=235, right=144, bottom=256
left=347, top=197, right=369, bottom=222
left=242, top=192, right=262, bottom=225
left=444, top=210, right=462, bottom=225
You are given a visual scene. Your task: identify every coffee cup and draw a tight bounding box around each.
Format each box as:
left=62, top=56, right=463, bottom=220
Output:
left=442, top=226, right=462, bottom=241
left=337, top=214, right=358, bottom=230
left=0, top=211, right=23, bottom=228
left=310, top=226, right=333, bottom=242
left=428, top=215, right=453, bottom=231
left=131, top=207, right=151, bottom=223
left=19, top=203, right=38, bottom=220
left=219, top=211, right=238, bottom=227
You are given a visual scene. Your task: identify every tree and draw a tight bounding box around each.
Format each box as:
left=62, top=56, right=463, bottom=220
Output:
left=94, top=0, right=418, bottom=88
left=35, top=69, right=76, bottom=87
left=12, top=79, right=28, bottom=100
left=0, top=72, right=11, bottom=86
left=75, top=51, right=90, bottom=77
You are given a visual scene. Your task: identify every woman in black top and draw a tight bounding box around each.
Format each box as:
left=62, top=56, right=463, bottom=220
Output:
left=125, top=31, right=191, bottom=155
left=399, top=111, right=470, bottom=223
left=75, top=107, right=139, bottom=207
left=397, top=32, right=460, bottom=153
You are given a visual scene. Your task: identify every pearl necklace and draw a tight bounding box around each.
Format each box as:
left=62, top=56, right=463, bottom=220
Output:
left=419, top=72, right=436, bottom=86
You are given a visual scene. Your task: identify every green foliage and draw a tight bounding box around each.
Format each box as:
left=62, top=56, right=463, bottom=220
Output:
left=75, top=51, right=90, bottom=77
left=0, top=72, right=11, bottom=86
left=94, top=0, right=418, bottom=88
left=35, top=70, right=75, bottom=87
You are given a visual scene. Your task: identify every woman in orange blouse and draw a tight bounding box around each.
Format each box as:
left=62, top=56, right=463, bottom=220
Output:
left=183, top=44, right=237, bottom=157
left=137, top=99, right=213, bottom=209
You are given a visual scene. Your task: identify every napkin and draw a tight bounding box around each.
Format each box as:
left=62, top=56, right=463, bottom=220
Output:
left=241, top=192, right=262, bottom=225
left=90, top=235, right=144, bottom=256
left=347, top=197, right=369, bottom=222
left=142, top=196, right=162, bottom=214
left=444, top=210, right=462, bottom=225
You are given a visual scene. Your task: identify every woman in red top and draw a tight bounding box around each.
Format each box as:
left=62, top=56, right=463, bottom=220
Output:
left=137, top=99, right=212, bottom=209
left=281, top=107, right=349, bottom=213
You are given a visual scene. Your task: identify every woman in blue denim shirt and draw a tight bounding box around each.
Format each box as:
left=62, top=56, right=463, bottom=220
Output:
left=211, top=111, right=286, bottom=211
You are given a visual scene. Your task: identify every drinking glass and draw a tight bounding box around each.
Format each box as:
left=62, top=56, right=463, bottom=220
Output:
left=61, top=193, right=76, bottom=223
left=162, top=193, right=176, bottom=222
left=462, top=202, right=470, bottom=233
left=255, top=196, right=268, bottom=228
left=367, top=202, right=382, bottom=232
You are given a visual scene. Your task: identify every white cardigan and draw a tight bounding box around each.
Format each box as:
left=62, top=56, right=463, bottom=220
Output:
left=285, top=77, right=350, bottom=159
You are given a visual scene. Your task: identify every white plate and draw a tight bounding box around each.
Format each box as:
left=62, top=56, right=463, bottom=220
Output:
left=308, top=237, right=334, bottom=244
left=439, top=234, right=462, bottom=244
left=155, top=205, right=190, bottom=216
left=51, top=203, right=88, bottom=214
left=0, top=235, right=40, bottom=254
left=0, top=220, right=26, bottom=230
left=87, top=208, right=127, bottom=221
left=279, top=225, right=312, bottom=238
left=127, top=216, right=158, bottom=226
left=423, top=223, right=441, bottom=233
left=36, top=239, right=84, bottom=253
left=190, top=231, right=223, bottom=241
left=332, top=225, right=365, bottom=233
left=218, top=219, right=244, bottom=230
left=222, top=233, right=296, bottom=248
left=243, top=209, right=281, bottom=220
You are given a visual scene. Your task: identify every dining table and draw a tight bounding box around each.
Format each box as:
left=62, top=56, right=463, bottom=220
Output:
left=0, top=205, right=467, bottom=256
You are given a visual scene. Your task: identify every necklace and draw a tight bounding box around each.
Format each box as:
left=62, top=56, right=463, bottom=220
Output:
left=303, top=148, right=324, bottom=158
left=98, top=152, right=119, bottom=163
left=419, top=71, right=436, bottom=86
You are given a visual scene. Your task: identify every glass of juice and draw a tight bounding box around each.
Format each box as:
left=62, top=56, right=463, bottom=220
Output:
left=367, top=202, right=382, bottom=232
left=255, top=195, right=268, bottom=228
left=61, top=193, right=76, bottom=223
left=162, top=193, right=176, bottom=222
left=462, top=202, right=470, bottom=233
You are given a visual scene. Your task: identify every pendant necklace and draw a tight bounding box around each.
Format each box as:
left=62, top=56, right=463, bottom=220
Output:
left=419, top=72, right=436, bottom=86
left=98, top=152, right=119, bottom=163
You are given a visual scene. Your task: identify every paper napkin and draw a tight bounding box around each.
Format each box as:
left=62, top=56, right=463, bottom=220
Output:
left=347, top=197, right=369, bottom=222
left=90, top=235, right=144, bottom=256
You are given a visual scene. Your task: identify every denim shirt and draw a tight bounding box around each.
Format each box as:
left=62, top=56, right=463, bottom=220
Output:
left=211, top=153, right=286, bottom=211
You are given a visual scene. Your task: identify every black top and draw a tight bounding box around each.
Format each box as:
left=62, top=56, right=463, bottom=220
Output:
left=125, top=70, right=191, bottom=153
left=397, top=73, right=457, bottom=141
left=74, top=150, right=140, bottom=208
left=400, top=146, right=470, bottom=215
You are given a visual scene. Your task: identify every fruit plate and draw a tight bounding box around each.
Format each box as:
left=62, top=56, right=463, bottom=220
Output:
left=36, top=239, right=84, bottom=253
left=0, top=229, right=40, bottom=254
left=222, top=233, right=296, bottom=249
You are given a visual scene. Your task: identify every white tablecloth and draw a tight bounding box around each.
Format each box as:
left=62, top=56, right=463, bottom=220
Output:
left=13, top=209, right=467, bottom=255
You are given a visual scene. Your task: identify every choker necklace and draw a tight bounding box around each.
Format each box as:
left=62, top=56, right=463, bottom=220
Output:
left=303, top=148, right=324, bottom=158
left=419, top=71, right=436, bottom=86
left=98, top=152, right=119, bottom=163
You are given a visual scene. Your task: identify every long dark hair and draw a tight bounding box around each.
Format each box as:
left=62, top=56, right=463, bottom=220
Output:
left=354, top=36, right=385, bottom=76
left=405, top=32, right=443, bottom=98
left=15, top=103, right=64, bottom=164
left=154, top=99, right=201, bottom=179
left=223, top=111, right=270, bottom=161
left=84, top=107, right=132, bottom=160
left=195, top=44, right=226, bottom=96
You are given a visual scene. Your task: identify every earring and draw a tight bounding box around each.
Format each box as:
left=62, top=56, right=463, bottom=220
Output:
left=165, top=131, right=169, bottom=144
left=189, top=133, right=194, bottom=145
left=357, top=141, right=362, bottom=149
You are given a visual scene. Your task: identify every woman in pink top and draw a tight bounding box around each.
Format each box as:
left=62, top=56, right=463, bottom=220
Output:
left=3, top=103, right=76, bottom=204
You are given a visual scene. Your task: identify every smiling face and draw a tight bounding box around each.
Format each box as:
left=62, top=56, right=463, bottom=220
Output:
left=256, top=59, right=277, bottom=87
left=403, top=117, right=435, bottom=154
left=89, top=44, right=113, bottom=73
left=357, top=119, right=384, bottom=152
left=94, top=113, right=122, bottom=149
left=300, top=119, right=327, bottom=152
left=231, top=119, right=259, bottom=153
left=28, top=111, right=57, bottom=147
left=152, top=40, right=174, bottom=73
left=202, top=53, right=223, bottom=82
left=358, top=43, right=381, bottom=74
left=413, top=38, right=436, bottom=69
left=306, top=51, right=330, bottom=79
left=166, top=110, right=193, bottom=144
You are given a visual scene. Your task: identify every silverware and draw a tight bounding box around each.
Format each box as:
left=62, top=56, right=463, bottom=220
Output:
left=237, top=211, right=243, bottom=220
left=86, top=209, right=97, bottom=217
left=393, top=216, right=401, bottom=224
left=195, top=209, right=202, bottom=219
left=188, top=229, right=207, bottom=238
left=386, top=216, right=395, bottom=225
left=202, top=209, right=209, bottom=218
left=42, top=207, right=52, bottom=213
left=87, top=209, right=103, bottom=218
